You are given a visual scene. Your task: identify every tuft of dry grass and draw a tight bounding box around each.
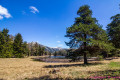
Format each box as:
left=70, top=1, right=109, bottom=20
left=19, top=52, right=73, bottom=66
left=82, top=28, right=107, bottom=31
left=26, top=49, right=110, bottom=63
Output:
left=0, top=56, right=120, bottom=80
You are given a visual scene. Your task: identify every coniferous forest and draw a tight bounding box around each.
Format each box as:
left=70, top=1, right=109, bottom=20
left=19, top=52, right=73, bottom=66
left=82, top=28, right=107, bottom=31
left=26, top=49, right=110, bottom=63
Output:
left=0, top=28, right=46, bottom=58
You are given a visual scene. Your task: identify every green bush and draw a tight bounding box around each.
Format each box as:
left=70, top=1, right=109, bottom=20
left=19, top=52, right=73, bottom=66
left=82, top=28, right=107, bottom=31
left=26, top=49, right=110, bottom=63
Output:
left=97, top=55, right=104, bottom=61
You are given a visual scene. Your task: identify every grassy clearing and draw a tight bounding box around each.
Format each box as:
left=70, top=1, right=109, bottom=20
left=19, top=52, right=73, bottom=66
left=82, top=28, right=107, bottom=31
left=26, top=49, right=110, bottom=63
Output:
left=109, top=62, right=120, bottom=68
left=0, top=57, right=120, bottom=80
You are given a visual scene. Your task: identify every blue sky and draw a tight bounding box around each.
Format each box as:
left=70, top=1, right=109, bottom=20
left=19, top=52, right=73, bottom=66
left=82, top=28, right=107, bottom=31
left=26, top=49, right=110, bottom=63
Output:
left=0, top=0, right=120, bottom=48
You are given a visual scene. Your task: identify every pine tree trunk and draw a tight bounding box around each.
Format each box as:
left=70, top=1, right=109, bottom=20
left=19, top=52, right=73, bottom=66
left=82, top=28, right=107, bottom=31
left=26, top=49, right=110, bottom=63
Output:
left=83, top=34, right=88, bottom=64
left=84, top=52, right=87, bottom=64
left=107, top=53, right=108, bottom=58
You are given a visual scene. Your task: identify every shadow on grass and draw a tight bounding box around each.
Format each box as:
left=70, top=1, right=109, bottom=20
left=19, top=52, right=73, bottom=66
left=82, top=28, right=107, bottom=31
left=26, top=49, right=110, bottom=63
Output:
left=88, top=69, right=120, bottom=79
left=25, top=70, right=120, bottom=80
left=91, top=69, right=120, bottom=77
left=44, top=62, right=103, bottom=68
left=31, top=58, right=43, bottom=62
left=31, top=57, right=45, bottom=62
left=25, top=75, right=90, bottom=80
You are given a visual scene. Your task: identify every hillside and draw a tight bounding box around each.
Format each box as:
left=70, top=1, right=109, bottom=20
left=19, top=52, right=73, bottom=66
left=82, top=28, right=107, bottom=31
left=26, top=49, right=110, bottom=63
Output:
left=40, top=44, right=68, bottom=53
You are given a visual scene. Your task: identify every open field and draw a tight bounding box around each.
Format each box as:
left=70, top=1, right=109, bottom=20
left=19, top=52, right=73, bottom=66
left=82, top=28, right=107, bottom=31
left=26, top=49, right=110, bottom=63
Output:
left=0, top=57, right=120, bottom=80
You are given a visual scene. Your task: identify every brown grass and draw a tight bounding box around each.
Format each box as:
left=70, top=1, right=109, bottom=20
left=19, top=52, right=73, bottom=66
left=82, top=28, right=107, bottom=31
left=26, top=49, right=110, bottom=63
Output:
left=0, top=56, right=120, bottom=80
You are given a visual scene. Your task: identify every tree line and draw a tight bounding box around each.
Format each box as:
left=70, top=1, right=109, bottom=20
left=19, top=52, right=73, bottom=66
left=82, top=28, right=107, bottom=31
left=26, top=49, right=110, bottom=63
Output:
left=53, top=50, right=67, bottom=56
left=65, top=5, right=120, bottom=64
left=0, top=29, right=46, bottom=58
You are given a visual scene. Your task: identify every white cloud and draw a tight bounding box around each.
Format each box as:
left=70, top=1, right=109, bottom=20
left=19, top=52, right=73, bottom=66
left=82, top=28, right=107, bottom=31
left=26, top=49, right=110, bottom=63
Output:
left=29, top=6, right=39, bottom=14
left=0, top=5, right=11, bottom=20
left=57, top=41, right=61, bottom=43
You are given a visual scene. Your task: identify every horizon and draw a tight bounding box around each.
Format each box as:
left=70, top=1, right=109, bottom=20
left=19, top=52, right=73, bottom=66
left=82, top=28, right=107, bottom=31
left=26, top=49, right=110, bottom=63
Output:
left=0, top=0, right=120, bottom=48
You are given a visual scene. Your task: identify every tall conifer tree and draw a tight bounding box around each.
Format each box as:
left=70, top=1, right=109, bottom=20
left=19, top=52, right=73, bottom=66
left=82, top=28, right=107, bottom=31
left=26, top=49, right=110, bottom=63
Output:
left=107, top=14, right=120, bottom=48
left=0, top=29, right=13, bottom=58
left=13, top=33, right=24, bottom=58
left=65, top=5, right=109, bottom=64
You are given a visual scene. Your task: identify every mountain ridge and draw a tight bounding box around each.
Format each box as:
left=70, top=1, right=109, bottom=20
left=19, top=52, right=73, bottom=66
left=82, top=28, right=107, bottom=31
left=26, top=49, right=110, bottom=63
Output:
left=39, top=44, right=68, bottom=53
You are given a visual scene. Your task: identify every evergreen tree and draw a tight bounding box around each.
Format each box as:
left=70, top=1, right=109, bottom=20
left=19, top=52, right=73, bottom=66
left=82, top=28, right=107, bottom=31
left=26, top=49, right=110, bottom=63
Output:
left=0, top=29, right=13, bottom=58
left=54, top=51, right=57, bottom=56
left=65, top=5, right=109, bottom=64
left=107, top=14, right=120, bottom=48
left=23, top=41, right=29, bottom=56
left=0, top=30, right=6, bottom=57
left=38, top=45, right=42, bottom=56
left=34, top=42, right=39, bottom=56
left=41, top=47, right=45, bottom=56
left=13, top=33, right=24, bottom=58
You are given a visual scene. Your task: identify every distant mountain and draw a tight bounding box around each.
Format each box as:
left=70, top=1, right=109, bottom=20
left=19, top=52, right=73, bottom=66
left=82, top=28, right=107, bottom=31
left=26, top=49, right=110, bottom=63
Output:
left=27, top=42, right=68, bottom=53
left=39, top=44, right=68, bottom=53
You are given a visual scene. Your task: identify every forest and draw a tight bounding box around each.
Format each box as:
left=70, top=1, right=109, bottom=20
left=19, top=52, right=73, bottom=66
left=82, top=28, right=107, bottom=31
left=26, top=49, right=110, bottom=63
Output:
left=0, top=29, right=46, bottom=58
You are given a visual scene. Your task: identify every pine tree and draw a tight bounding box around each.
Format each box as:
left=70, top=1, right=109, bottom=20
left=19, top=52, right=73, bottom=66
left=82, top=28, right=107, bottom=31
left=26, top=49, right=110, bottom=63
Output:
left=13, top=33, right=24, bottom=58
left=54, top=51, right=57, bottom=56
left=0, top=30, right=5, bottom=57
left=65, top=5, right=109, bottom=64
left=107, top=14, right=120, bottom=48
left=0, top=29, right=13, bottom=58
left=34, top=42, right=39, bottom=56
left=23, top=41, right=29, bottom=56
left=38, top=45, right=42, bottom=56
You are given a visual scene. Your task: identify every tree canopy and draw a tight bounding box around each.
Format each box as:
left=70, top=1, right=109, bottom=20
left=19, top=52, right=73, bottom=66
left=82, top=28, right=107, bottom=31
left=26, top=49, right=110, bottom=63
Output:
left=65, top=5, right=112, bottom=64
left=107, top=14, right=120, bottom=48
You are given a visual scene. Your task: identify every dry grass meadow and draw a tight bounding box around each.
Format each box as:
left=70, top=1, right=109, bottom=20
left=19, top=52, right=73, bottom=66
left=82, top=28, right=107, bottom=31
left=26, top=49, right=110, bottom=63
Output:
left=0, top=56, right=120, bottom=80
